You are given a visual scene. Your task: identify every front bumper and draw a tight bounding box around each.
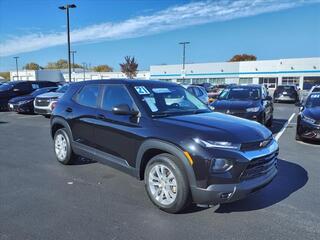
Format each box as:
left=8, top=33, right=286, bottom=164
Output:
left=34, top=107, right=52, bottom=116
left=8, top=103, right=33, bottom=113
left=190, top=139, right=279, bottom=204
left=298, top=120, right=320, bottom=141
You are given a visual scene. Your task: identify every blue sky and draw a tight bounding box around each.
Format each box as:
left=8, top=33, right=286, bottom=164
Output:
left=0, top=0, right=320, bottom=72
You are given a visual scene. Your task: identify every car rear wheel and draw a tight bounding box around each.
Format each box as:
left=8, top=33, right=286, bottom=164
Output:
left=54, top=128, right=75, bottom=164
left=144, top=153, right=191, bottom=213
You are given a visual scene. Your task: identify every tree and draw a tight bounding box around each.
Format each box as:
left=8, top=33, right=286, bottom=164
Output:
left=120, top=56, right=138, bottom=79
left=229, top=54, right=257, bottom=62
left=93, top=64, right=113, bottom=72
left=23, top=62, right=42, bottom=70
left=45, top=59, right=82, bottom=69
left=0, top=72, right=10, bottom=80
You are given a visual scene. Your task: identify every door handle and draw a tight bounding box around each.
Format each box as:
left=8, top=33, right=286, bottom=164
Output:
left=66, top=107, right=73, bottom=113
left=97, top=113, right=106, bottom=120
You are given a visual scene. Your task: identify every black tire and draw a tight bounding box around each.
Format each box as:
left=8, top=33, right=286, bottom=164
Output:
left=266, top=114, right=273, bottom=127
left=53, top=128, right=75, bottom=165
left=144, top=153, right=191, bottom=213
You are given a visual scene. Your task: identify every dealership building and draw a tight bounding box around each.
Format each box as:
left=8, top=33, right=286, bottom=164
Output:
left=9, top=57, right=320, bottom=90
left=150, top=57, right=320, bottom=90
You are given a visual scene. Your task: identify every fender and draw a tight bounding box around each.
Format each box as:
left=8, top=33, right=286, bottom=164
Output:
left=50, top=117, right=73, bottom=141
left=135, top=139, right=197, bottom=189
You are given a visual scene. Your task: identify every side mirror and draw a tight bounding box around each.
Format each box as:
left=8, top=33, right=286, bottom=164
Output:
left=112, top=104, right=139, bottom=116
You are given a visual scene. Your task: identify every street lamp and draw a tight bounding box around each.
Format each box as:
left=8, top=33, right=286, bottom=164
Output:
left=70, top=50, right=77, bottom=73
left=59, top=4, right=76, bottom=82
left=13, top=56, right=19, bottom=80
left=82, top=62, right=86, bottom=81
left=179, top=41, right=190, bottom=72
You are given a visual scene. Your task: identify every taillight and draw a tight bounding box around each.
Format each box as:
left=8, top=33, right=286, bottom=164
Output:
left=51, top=101, right=58, bottom=110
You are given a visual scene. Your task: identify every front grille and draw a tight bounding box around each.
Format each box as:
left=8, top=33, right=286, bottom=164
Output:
left=241, top=137, right=272, bottom=151
left=35, top=98, right=50, bottom=107
left=241, top=152, right=278, bottom=180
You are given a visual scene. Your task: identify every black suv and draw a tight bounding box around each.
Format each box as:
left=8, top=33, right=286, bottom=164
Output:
left=273, top=85, right=299, bottom=103
left=51, top=80, right=279, bottom=213
left=0, top=81, right=57, bottom=111
left=210, top=85, right=273, bottom=126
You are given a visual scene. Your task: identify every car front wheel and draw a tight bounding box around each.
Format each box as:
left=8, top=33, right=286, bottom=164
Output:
left=54, top=128, right=75, bottom=164
left=144, top=153, right=191, bottom=213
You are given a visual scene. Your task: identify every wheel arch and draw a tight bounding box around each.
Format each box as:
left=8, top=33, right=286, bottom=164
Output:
left=135, top=139, right=197, bottom=188
left=51, top=117, right=73, bottom=140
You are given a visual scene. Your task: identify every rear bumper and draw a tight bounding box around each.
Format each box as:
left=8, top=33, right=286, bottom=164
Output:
left=274, top=96, right=296, bottom=102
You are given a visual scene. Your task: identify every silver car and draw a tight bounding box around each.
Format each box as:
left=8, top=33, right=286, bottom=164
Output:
left=182, top=85, right=209, bottom=104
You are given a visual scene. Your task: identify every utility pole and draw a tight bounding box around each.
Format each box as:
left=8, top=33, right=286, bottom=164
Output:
left=83, top=62, right=86, bottom=81
left=59, top=4, right=77, bottom=82
left=179, top=42, right=190, bottom=73
left=70, top=50, right=77, bottom=73
left=13, top=56, right=19, bottom=80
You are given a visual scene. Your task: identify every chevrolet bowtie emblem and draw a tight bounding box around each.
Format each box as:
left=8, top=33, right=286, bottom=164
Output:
left=259, top=140, right=269, bottom=148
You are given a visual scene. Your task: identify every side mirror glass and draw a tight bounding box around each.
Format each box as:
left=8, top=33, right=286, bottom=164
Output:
left=112, top=104, right=138, bottom=116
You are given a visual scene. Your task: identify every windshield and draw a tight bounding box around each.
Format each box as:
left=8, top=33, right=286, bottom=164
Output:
left=0, top=83, right=14, bottom=92
left=306, top=94, right=320, bottom=108
left=133, top=85, right=210, bottom=117
left=219, top=87, right=261, bottom=100
left=56, top=84, right=69, bottom=93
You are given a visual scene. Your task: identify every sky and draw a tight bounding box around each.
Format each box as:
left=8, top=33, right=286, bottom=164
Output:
left=0, top=0, right=320, bottom=72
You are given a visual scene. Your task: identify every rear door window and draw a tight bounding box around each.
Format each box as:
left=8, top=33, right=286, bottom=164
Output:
left=75, top=85, right=100, bottom=108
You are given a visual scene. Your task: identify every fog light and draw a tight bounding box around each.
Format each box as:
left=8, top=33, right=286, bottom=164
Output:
left=211, top=158, right=233, bottom=173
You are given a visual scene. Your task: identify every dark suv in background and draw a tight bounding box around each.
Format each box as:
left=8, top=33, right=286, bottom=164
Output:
left=273, top=85, right=299, bottom=103
left=51, top=80, right=278, bottom=213
left=0, top=81, right=57, bottom=111
left=210, top=85, right=273, bottom=126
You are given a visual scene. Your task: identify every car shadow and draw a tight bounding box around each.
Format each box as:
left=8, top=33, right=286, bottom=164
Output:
left=270, top=118, right=288, bottom=134
left=0, top=121, right=8, bottom=124
left=214, top=158, right=308, bottom=213
left=71, top=156, right=97, bottom=165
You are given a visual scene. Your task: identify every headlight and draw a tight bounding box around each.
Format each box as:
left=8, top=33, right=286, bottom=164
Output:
left=211, top=158, right=233, bottom=172
left=302, top=114, right=316, bottom=124
left=193, top=138, right=240, bottom=150
left=246, top=107, right=260, bottom=112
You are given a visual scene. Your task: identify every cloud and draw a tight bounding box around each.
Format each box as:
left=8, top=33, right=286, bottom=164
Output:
left=0, top=0, right=319, bottom=57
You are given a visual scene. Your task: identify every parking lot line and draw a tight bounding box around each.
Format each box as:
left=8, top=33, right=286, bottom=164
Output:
left=275, top=113, right=296, bottom=141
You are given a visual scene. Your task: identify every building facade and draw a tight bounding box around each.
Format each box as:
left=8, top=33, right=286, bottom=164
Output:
left=150, top=57, right=320, bottom=90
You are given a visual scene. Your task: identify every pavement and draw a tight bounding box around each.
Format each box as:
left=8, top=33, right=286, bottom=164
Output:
left=0, top=104, right=319, bottom=240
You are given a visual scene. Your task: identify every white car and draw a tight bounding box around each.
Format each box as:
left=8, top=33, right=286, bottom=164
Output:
left=34, top=84, right=69, bottom=116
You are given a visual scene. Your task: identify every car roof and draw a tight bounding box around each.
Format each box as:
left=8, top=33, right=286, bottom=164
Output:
left=73, top=79, right=178, bottom=87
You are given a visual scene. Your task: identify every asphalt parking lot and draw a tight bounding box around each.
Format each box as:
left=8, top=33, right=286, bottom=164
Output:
left=0, top=103, right=319, bottom=240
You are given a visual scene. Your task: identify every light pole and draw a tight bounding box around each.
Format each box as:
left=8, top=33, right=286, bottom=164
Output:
left=59, top=4, right=76, bottom=82
left=13, top=56, right=19, bottom=80
left=82, top=62, right=86, bottom=81
left=70, top=50, right=77, bottom=73
left=179, top=42, right=190, bottom=73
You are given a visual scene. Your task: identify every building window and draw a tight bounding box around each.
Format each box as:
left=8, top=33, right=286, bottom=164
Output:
left=191, top=78, right=207, bottom=84
left=282, top=77, right=299, bottom=86
left=208, top=78, right=225, bottom=84
left=259, top=77, right=278, bottom=89
left=239, top=78, right=253, bottom=84
left=303, top=76, right=320, bottom=90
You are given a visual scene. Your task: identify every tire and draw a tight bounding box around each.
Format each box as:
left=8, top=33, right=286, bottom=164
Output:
left=266, top=114, right=273, bottom=127
left=144, top=153, right=191, bottom=213
left=53, top=128, right=75, bottom=165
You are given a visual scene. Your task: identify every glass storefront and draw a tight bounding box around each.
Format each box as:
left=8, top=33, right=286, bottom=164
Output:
left=282, top=77, right=300, bottom=86
left=259, top=77, right=278, bottom=89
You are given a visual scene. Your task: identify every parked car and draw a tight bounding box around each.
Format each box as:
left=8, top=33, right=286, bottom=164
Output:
left=8, top=87, right=58, bottom=114
left=192, top=83, right=213, bottom=92
left=296, top=92, right=320, bottom=142
left=210, top=84, right=273, bottom=126
left=273, top=85, right=299, bottom=103
left=51, top=80, right=278, bottom=213
left=0, top=81, right=57, bottom=111
left=182, top=85, right=209, bottom=104
left=34, top=84, right=69, bottom=116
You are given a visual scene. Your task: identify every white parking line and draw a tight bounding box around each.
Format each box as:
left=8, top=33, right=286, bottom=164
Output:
left=275, top=113, right=296, bottom=142
left=17, top=115, right=42, bottom=119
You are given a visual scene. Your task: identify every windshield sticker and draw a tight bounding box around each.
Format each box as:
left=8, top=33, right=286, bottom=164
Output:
left=311, top=94, right=320, bottom=98
left=134, top=86, right=150, bottom=95
left=152, top=88, right=172, bottom=94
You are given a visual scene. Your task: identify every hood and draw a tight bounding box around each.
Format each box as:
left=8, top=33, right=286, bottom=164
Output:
left=303, top=107, right=320, bottom=120
left=156, top=112, right=271, bottom=143
left=9, top=95, right=34, bottom=104
left=36, top=92, right=64, bottom=99
left=212, top=99, right=260, bottom=111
